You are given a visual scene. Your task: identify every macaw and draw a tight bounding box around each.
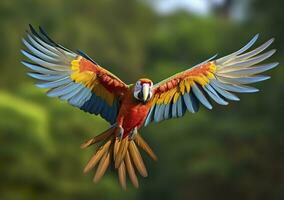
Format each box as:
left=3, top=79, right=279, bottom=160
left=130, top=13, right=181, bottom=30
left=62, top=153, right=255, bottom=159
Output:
left=21, top=25, right=278, bottom=189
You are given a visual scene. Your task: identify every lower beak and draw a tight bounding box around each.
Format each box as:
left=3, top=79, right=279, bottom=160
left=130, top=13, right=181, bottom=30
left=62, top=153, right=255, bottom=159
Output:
left=142, top=84, right=150, bottom=101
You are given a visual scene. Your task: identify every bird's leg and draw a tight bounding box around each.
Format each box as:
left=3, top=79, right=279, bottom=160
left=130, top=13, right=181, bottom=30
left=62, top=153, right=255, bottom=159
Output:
left=117, top=125, right=124, bottom=141
left=115, top=116, right=125, bottom=140
left=129, top=127, right=138, bottom=140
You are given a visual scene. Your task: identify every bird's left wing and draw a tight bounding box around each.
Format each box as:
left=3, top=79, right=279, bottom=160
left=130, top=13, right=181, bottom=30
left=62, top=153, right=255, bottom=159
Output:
left=144, top=34, right=278, bottom=126
left=21, top=25, right=129, bottom=124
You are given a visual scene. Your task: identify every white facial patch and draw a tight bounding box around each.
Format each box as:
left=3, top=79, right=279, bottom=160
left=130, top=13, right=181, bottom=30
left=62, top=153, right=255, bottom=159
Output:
left=134, top=81, right=142, bottom=100
left=133, top=81, right=153, bottom=102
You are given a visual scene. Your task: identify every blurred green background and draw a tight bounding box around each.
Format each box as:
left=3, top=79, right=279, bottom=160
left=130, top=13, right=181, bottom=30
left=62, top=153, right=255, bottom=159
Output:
left=0, top=0, right=283, bottom=199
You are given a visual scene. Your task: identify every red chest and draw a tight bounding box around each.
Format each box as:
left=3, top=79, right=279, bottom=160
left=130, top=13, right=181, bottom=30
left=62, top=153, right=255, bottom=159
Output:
left=117, top=91, right=152, bottom=133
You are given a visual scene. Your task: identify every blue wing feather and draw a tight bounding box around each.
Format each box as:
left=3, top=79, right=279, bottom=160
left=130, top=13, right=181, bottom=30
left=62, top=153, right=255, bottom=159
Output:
left=203, top=85, right=228, bottom=105
left=144, top=34, right=277, bottom=127
left=164, top=103, right=171, bottom=120
left=191, top=84, right=212, bottom=109
left=22, top=25, right=120, bottom=125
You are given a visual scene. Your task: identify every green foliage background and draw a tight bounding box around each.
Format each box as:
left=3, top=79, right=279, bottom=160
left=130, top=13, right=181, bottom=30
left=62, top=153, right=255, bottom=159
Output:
left=0, top=0, right=283, bottom=199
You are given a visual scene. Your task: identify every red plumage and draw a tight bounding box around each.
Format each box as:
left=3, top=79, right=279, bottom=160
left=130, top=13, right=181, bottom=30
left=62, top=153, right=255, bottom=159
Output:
left=117, top=87, right=152, bottom=135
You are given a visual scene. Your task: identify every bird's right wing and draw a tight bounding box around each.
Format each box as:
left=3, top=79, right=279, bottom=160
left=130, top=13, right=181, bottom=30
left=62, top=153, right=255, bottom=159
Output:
left=21, top=25, right=129, bottom=124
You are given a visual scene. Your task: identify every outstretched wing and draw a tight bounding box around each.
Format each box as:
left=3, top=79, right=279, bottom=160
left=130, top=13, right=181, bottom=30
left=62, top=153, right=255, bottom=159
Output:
left=21, top=25, right=129, bottom=125
left=144, top=34, right=278, bottom=126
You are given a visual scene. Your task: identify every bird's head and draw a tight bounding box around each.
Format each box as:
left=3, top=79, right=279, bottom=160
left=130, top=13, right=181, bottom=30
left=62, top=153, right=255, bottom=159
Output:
left=134, top=78, right=153, bottom=102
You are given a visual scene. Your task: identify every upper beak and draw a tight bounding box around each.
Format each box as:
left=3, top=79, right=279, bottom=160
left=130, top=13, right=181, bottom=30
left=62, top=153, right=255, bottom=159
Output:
left=142, top=84, right=150, bottom=101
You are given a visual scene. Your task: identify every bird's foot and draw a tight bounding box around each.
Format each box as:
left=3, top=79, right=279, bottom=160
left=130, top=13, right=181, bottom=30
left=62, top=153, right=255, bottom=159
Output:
left=129, top=127, right=138, bottom=140
left=117, top=126, right=124, bottom=141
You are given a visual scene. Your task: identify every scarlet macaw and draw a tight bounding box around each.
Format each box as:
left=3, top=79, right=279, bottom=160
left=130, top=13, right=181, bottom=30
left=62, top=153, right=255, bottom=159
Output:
left=21, top=25, right=278, bottom=189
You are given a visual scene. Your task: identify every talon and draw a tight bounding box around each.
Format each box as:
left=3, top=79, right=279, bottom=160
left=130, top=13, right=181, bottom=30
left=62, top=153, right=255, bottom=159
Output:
left=129, top=127, right=138, bottom=140
left=117, top=126, right=124, bottom=140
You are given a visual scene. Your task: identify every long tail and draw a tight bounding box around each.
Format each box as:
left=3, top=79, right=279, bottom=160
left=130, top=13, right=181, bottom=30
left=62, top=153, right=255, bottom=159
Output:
left=80, top=126, right=157, bottom=189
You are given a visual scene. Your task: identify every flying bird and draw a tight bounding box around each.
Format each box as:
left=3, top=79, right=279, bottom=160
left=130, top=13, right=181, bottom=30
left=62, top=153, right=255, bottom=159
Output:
left=21, top=25, right=278, bottom=189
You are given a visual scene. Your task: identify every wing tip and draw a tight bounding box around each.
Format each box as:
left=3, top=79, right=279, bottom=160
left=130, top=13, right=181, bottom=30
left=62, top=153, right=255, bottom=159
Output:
left=29, top=24, right=38, bottom=36
left=28, top=24, right=33, bottom=31
left=250, top=88, right=260, bottom=93
left=223, top=101, right=229, bottom=105
left=21, top=37, right=27, bottom=44
left=21, top=60, right=30, bottom=68
left=35, top=83, right=44, bottom=88
left=260, top=76, right=271, bottom=81
left=38, top=25, right=56, bottom=46
left=250, top=33, right=259, bottom=45
left=270, top=48, right=277, bottom=54
left=269, top=37, right=275, bottom=43
left=21, top=60, right=34, bottom=67
left=253, top=33, right=259, bottom=41
left=234, top=97, right=240, bottom=101
left=207, top=104, right=213, bottom=110
left=273, top=62, right=279, bottom=68
left=20, top=49, right=28, bottom=56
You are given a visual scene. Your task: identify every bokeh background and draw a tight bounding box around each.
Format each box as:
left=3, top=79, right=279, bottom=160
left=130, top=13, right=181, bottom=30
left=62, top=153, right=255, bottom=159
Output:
left=0, top=0, right=283, bottom=199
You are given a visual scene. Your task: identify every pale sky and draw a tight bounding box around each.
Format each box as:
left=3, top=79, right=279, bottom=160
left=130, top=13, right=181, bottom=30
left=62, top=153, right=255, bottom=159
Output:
left=153, top=0, right=225, bottom=15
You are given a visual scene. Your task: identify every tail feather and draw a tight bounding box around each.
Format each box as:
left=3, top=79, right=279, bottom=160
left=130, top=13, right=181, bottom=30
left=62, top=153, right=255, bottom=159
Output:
left=82, top=127, right=157, bottom=189
left=125, top=150, right=139, bottom=188
left=134, top=134, right=157, bottom=161
left=80, top=126, right=114, bottom=149
left=128, top=141, right=148, bottom=177
left=83, top=138, right=112, bottom=173
left=115, top=137, right=129, bottom=168
left=118, top=161, right=127, bottom=190
left=93, top=145, right=112, bottom=183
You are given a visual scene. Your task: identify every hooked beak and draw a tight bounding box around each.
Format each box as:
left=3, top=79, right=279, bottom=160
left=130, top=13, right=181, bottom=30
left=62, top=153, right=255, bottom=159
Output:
left=142, top=84, right=150, bottom=102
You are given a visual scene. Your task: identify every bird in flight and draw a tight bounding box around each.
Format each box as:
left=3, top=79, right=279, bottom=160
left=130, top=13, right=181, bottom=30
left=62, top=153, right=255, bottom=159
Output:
left=21, top=25, right=278, bottom=189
